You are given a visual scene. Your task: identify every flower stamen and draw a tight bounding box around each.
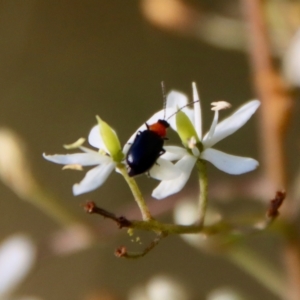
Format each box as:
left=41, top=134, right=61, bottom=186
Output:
left=211, top=101, right=231, bottom=111
left=207, top=101, right=232, bottom=141
left=64, top=138, right=86, bottom=149
left=62, top=164, right=83, bottom=171
left=187, top=136, right=200, bottom=157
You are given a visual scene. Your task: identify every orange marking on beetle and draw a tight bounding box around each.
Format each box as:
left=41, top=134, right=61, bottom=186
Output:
left=149, top=120, right=169, bottom=137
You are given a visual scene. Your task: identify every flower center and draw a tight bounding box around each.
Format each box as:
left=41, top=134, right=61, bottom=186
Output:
left=187, top=136, right=201, bottom=157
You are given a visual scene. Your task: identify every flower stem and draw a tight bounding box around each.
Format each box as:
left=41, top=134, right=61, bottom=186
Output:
left=118, top=164, right=153, bottom=221
left=196, top=159, right=208, bottom=226
left=227, top=246, right=286, bottom=298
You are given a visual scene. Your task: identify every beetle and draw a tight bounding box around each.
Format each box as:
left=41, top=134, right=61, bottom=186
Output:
left=126, top=118, right=170, bottom=177
left=126, top=83, right=199, bottom=177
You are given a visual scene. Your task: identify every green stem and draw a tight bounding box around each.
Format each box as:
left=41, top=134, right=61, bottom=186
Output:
left=118, top=164, right=153, bottom=221
left=227, top=246, right=286, bottom=298
left=196, top=159, right=208, bottom=226
left=130, top=219, right=228, bottom=235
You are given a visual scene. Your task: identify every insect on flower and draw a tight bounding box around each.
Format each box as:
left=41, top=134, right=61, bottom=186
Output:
left=126, top=83, right=199, bottom=177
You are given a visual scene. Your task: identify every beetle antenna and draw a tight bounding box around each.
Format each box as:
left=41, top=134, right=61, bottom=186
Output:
left=161, top=81, right=167, bottom=120
left=166, top=100, right=200, bottom=121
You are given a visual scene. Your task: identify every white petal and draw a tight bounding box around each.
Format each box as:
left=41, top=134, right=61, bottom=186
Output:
left=0, top=234, right=36, bottom=296
left=149, top=158, right=181, bottom=180
left=201, top=148, right=259, bottom=174
left=166, top=91, right=188, bottom=109
left=72, top=163, right=115, bottom=195
left=192, top=82, right=202, bottom=140
left=152, top=155, right=197, bottom=199
left=43, top=152, right=110, bottom=166
left=206, top=110, right=219, bottom=141
left=79, top=146, right=99, bottom=154
left=88, top=125, right=108, bottom=152
left=166, top=91, right=196, bottom=131
left=203, top=100, right=260, bottom=148
left=162, top=146, right=187, bottom=161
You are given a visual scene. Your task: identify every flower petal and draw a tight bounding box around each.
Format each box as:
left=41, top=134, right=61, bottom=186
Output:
left=162, top=146, right=187, bottom=161
left=201, top=148, right=259, bottom=174
left=203, top=100, right=260, bottom=148
left=88, top=125, right=108, bottom=151
left=166, top=91, right=188, bottom=108
left=0, top=234, right=36, bottom=296
left=166, top=91, right=195, bottom=131
left=96, top=116, right=123, bottom=162
left=149, top=157, right=181, bottom=180
left=72, top=163, right=115, bottom=195
left=192, top=82, right=202, bottom=140
left=152, top=155, right=197, bottom=199
left=43, top=152, right=110, bottom=166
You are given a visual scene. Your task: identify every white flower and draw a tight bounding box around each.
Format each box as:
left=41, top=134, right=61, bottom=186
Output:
left=152, top=83, right=260, bottom=199
left=283, top=28, right=300, bottom=87
left=207, top=287, right=245, bottom=300
left=44, top=114, right=181, bottom=196
left=0, top=234, right=36, bottom=299
left=129, top=275, right=189, bottom=300
left=44, top=117, right=123, bottom=196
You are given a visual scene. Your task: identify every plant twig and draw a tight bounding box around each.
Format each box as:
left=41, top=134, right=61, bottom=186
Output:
left=83, top=201, right=132, bottom=228
left=115, top=233, right=166, bottom=259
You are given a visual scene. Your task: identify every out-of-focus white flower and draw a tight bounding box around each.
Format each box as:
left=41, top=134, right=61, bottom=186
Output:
left=283, top=28, right=300, bottom=87
left=207, top=287, right=246, bottom=300
left=0, top=234, right=36, bottom=298
left=44, top=117, right=124, bottom=196
left=0, top=129, right=37, bottom=198
left=152, top=83, right=260, bottom=199
left=128, top=274, right=189, bottom=300
left=173, top=199, right=221, bottom=249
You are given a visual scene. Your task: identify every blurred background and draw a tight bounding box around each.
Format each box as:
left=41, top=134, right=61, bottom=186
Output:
left=0, top=1, right=299, bottom=299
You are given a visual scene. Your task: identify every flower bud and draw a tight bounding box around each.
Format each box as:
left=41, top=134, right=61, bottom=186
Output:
left=175, top=110, right=199, bottom=147
left=96, top=116, right=124, bottom=162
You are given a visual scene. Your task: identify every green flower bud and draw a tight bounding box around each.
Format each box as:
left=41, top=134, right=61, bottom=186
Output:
left=175, top=110, right=199, bottom=147
left=96, top=116, right=124, bottom=162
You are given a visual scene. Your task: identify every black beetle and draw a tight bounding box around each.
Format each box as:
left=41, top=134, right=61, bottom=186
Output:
left=126, top=119, right=169, bottom=177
